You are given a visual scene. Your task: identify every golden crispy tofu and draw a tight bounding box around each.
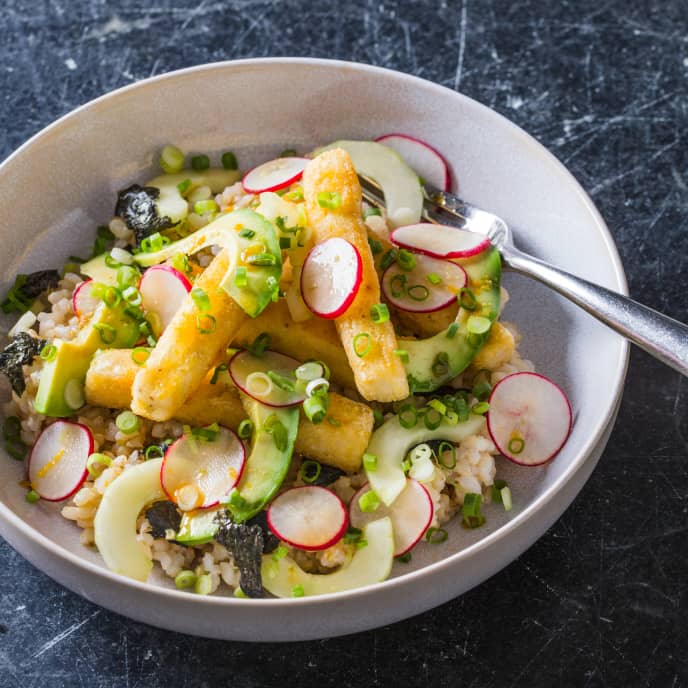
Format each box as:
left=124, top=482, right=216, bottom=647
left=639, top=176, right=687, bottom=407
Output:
left=131, top=249, right=246, bottom=421
left=231, top=300, right=355, bottom=390
left=86, top=350, right=371, bottom=473
left=303, top=149, right=409, bottom=402
left=469, top=321, right=515, bottom=372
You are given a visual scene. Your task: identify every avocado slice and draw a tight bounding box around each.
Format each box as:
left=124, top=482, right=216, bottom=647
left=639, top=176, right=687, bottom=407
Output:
left=403, top=246, right=502, bottom=394
left=228, top=397, right=299, bottom=523
left=176, top=507, right=222, bottom=546
left=315, top=140, right=423, bottom=227
left=133, top=209, right=282, bottom=318
left=34, top=301, right=139, bottom=417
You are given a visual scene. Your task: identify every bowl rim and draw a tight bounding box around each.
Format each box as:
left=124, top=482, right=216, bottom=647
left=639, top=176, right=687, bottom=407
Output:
left=0, top=57, right=629, bottom=609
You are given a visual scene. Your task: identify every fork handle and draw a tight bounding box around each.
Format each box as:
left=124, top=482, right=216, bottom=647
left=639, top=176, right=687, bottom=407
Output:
left=503, top=247, right=688, bottom=376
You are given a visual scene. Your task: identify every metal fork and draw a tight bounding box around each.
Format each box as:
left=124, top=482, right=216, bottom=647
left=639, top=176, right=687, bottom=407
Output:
left=359, top=175, right=688, bottom=377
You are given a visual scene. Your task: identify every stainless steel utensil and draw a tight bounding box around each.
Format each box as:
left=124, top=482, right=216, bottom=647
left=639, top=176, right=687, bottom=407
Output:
left=359, top=176, right=688, bottom=377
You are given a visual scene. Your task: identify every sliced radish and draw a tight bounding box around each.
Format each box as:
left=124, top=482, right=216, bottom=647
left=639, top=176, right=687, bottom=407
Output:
left=267, top=485, right=348, bottom=551
left=376, top=133, right=451, bottom=191
left=161, top=426, right=245, bottom=510
left=72, top=279, right=100, bottom=320
left=28, top=420, right=94, bottom=502
left=391, top=223, right=491, bottom=260
left=300, top=238, right=362, bottom=319
left=139, top=265, right=192, bottom=336
left=382, top=253, right=467, bottom=313
left=349, top=479, right=433, bottom=557
left=487, top=371, right=572, bottom=466
left=229, top=349, right=304, bottom=407
left=242, top=157, right=309, bottom=194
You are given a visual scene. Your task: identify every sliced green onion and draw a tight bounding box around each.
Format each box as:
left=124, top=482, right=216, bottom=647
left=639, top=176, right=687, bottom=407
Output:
left=246, top=372, right=272, bottom=397
left=467, top=315, right=491, bottom=335
left=358, top=490, right=380, bottom=513
left=356, top=539, right=368, bottom=549
left=104, top=254, right=122, bottom=269
left=326, top=416, right=341, bottom=427
left=267, top=370, right=296, bottom=393
left=427, top=272, right=442, bottom=285
left=373, top=408, right=384, bottom=429
left=221, top=151, right=238, bottom=170
left=234, top=265, right=248, bottom=289
left=283, top=186, right=304, bottom=202
left=398, top=403, right=418, bottom=429
left=390, top=273, right=407, bottom=298
left=462, top=493, right=485, bottom=529
left=131, top=347, right=150, bottom=366
left=507, top=437, right=525, bottom=454
left=316, top=191, right=342, bottom=209
left=425, top=527, right=448, bottom=543
left=299, top=459, right=322, bottom=484
left=174, top=570, right=196, bottom=589
left=363, top=453, right=378, bottom=472
left=248, top=333, right=271, bottom=358
left=192, top=422, right=220, bottom=442
left=409, top=443, right=433, bottom=464
left=423, top=407, right=442, bottom=430
left=396, top=552, right=412, bottom=563
left=191, top=154, right=210, bottom=171
left=117, top=265, right=140, bottom=288
left=177, top=178, right=193, bottom=195
left=368, top=237, right=383, bottom=254
left=194, top=573, right=213, bottom=595
left=145, top=444, right=165, bottom=460
left=295, top=361, right=324, bottom=382
left=444, top=410, right=459, bottom=426
left=279, top=148, right=298, bottom=158
left=272, top=544, right=289, bottom=561
left=237, top=419, right=254, bottom=439
left=160, top=144, right=185, bottom=174
left=353, top=332, right=372, bottom=358
left=437, top=441, right=456, bottom=469
left=190, top=287, right=211, bottom=313
left=247, top=252, right=278, bottom=267
left=291, top=584, right=305, bottom=598
left=102, top=286, right=121, bottom=308
left=396, top=249, right=416, bottom=272
left=40, top=344, right=57, bottom=362
left=233, top=587, right=248, bottom=598
left=122, top=286, right=142, bottom=306
left=471, top=401, right=490, bottom=415
left=431, top=351, right=449, bottom=378
left=393, top=349, right=409, bottom=363
left=501, top=486, right=513, bottom=511
left=370, top=303, right=390, bottom=324
left=194, top=199, right=218, bottom=215
left=279, top=236, right=292, bottom=250
left=305, top=377, right=329, bottom=397
left=139, top=233, right=169, bottom=254
left=407, top=284, right=430, bottom=301
left=264, top=414, right=288, bottom=451
left=210, top=363, right=228, bottom=384
left=115, top=411, right=140, bottom=435
left=238, top=228, right=256, bottom=239
left=94, top=323, right=117, bottom=344
left=428, top=398, right=447, bottom=416
left=196, top=314, right=217, bottom=334
left=471, top=371, right=492, bottom=401
left=458, top=288, right=478, bottom=311
left=363, top=206, right=382, bottom=219
left=303, top=394, right=328, bottom=424
left=86, top=452, right=112, bottom=478
left=343, top=526, right=363, bottom=544
left=25, top=489, right=40, bottom=504
left=380, top=248, right=398, bottom=271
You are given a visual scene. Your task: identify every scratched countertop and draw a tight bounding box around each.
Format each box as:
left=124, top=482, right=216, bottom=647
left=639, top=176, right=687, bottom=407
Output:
left=1, top=1, right=687, bottom=686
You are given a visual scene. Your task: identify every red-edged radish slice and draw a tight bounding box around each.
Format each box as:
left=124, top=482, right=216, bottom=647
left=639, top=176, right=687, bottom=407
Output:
left=391, top=223, right=491, bottom=260
left=72, top=279, right=100, bottom=320
left=349, top=479, right=433, bottom=557
left=301, top=238, right=362, bottom=319
left=376, top=133, right=451, bottom=191
left=139, top=265, right=192, bottom=336
left=28, top=421, right=94, bottom=502
left=242, top=157, right=310, bottom=194
left=229, top=349, right=304, bottom=407
left=487, top=371, right=572, bottom=466
left=267, top=485, right=348, bottom=551
left=161, top=426, right=245, bottom=510
left=381, top=254, right=467, bottom=313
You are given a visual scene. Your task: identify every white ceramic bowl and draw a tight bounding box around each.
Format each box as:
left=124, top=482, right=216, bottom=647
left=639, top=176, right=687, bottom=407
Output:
left=0, top=58, right=628, bottom=641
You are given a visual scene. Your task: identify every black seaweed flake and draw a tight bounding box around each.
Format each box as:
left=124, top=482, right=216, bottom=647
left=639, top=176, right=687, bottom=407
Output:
left=145, top=501, right=182, bottom=539
left=246, top=510, right=279, bottom=554
left=0, top=332, right=45, bottom=395
left=307, top=462, right=345, bottom=487
left=214, top=511, right=267, bottom=598
left=1, top=270, right=60, bottom=313
left=114, top=184, right=176, bottom=245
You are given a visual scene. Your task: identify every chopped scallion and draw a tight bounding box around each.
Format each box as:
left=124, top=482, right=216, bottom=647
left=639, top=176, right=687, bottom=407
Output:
left=131, top=347, right=151, bottom=366
left=363, top=452, right=378, bottom=472
left=196, top=314, right=216, bottom=334
left=461, top=493, right=485, bottom=528
left=370, top=303, right=390, bottom=324
left=425, top=527, right=448, bottom=543
left=221, top=151, right=238, bottom=170
left=234, top=266, right=248, bottom=288
left=94, top=323, right=117, bottom=345
left=191, top=154, right=210, bottom=171
left=86, top=452, right=112, bottom=478
left=299, top=460, right=322, bottom=484
left=237, top=419, right=254, bottom=439
left=40, top=344, right=57, bottom=362
left=316, top=191, right=342, bottom=209
left=507, top=437, right=525, bottom=454
left=353, top=332, right=372, bottom=357
left=115, top=411, right=140, bottom=435
left=393, top=349, right=409, bottom=363
left=427, top=272, right=442, bottom=285
left=396, top=249, right=416, bottom=272
left=358, top=490, right=380, bottom=513
left=160, top=145, right=185, bottom=174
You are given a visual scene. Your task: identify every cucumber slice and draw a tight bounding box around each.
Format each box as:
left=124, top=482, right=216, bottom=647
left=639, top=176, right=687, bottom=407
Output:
left=316, top=140, right=423, bottom=227
left=133, top=209, right=282, bottom=317
left=94, top=458, right=165, bottom=582
left=176, top=507, right=222, bottom=545
left=147, top=169, right=241, bottom=226
left=261, top=517, right=394, bottom=597
left=367, top=413, right=486, bottom=506
left=228, top=397, right=299, bottom=523
left=403, top=246, right=502, bottom=393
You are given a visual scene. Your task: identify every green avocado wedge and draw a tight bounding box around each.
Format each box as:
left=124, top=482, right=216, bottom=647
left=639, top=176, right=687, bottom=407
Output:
left=403, top=246, right=502, bottom=394
left=176, top=507, right=222, bottom=546
left=34, top=301, right=139, bottom=417
left=133, top=209, right=281, bottom=318
left=227, top=397, right=299, bottom=523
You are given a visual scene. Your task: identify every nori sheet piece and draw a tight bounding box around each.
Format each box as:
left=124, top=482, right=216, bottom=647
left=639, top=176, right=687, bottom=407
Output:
left=144, top=501, right=182, bottom=539
left=2, top=270, right=61, bottom=313
left=214, top=511, right=267, bottom=598
left=299, top=460, right=345, bottom=487
left=246, top=510, right=280, bottom=554
left=114, top=184, right=176, bottom=245
left=0, top=332, right=45, bottom=395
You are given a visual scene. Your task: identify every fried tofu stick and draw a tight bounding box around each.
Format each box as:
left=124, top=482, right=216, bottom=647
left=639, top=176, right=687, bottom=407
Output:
left=303, top=149, right=409, bottom=402
left=131, top=249, right=246, bottom=421
left=86, top=350, right=372, bottom=473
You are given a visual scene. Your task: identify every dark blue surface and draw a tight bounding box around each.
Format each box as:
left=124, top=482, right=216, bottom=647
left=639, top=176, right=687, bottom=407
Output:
left=1, top=1, right=687, bottom=686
